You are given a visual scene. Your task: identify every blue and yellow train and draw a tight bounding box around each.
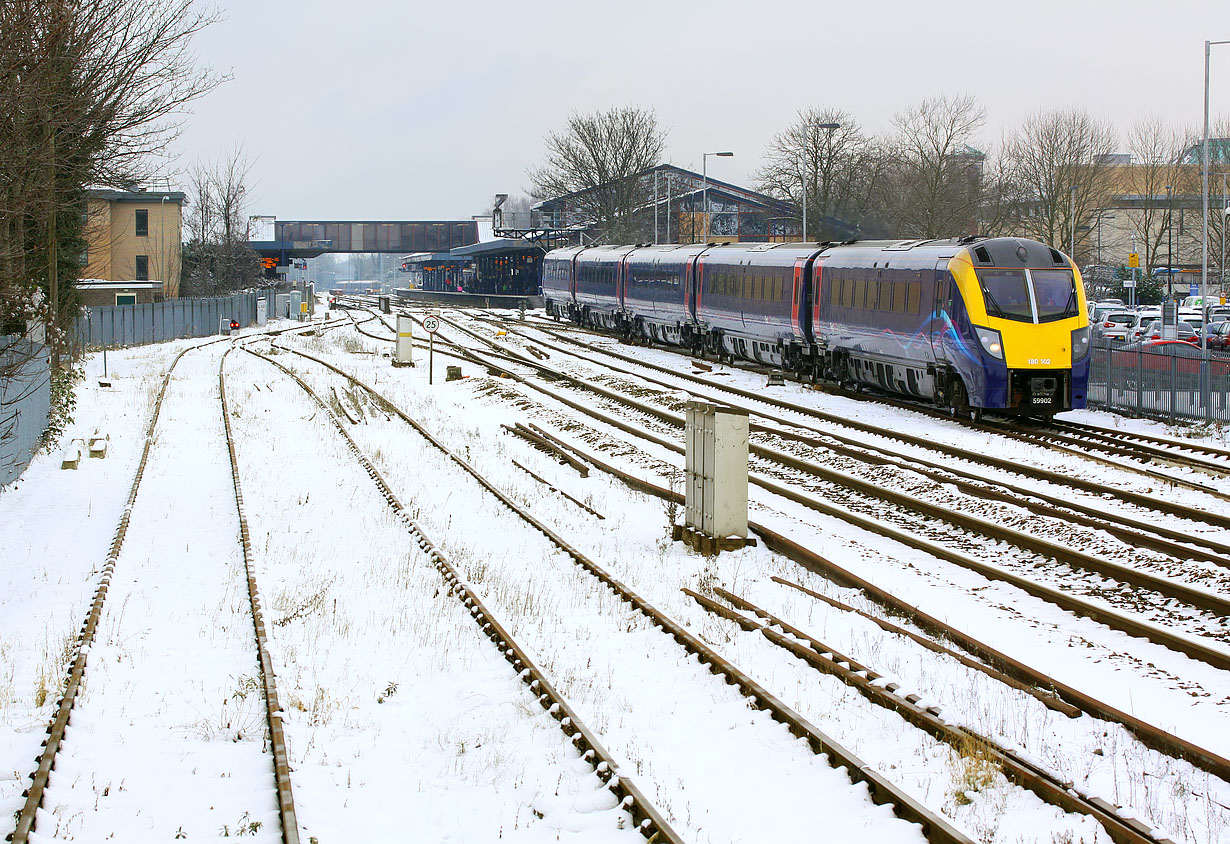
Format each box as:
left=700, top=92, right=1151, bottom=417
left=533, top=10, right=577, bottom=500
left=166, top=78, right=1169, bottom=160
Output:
left=542, top=236, right=1091, bottom=418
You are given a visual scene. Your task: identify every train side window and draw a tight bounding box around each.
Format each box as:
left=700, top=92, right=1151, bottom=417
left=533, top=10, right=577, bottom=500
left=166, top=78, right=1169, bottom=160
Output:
left=852, top=278, right=864, bottom=310
left=878, top=281, right=892, bottom=311
left=831, top=278, right=841, bottom=306
left=774, top=277, right=783, bottom=301
left=866, top=280, right=878, bottom=311
left=907, top=282, right=921, bottom=314
left=757, top=276, right=766, bottom=300
left=841, top=278, right=853, bottom=308
left=892, top=282, right=906, bottom=313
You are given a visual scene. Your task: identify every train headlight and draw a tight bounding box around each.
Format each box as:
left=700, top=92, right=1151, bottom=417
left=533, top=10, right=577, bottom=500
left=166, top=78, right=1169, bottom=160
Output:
left=1071, top=326, right=1091, bottom=360
left=975, top=326, right=1004, bottom=360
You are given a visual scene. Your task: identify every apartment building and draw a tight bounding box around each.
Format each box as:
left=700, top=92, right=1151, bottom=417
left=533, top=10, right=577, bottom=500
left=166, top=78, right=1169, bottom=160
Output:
left=82, top=188, right=184, bottom=304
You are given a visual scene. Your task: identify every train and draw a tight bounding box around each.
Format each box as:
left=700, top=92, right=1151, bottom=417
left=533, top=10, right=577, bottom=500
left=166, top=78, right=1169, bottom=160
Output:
left=542, top=237, right=1091, bottom=419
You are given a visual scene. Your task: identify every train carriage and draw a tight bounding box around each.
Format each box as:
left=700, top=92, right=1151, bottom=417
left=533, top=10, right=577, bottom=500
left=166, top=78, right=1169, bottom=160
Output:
left=694, top=243, right=816, bottom=367
left=542, top=245, right=584, bottom=319
left=621, top=244, right=708, bottom=346
left=572, top=245, right=637, bottom=329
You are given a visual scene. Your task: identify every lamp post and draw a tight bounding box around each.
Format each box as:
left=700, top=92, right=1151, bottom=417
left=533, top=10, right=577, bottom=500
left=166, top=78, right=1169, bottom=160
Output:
left=1201, top=39, right=1230, bottom=352
left=801, top=123, right=841, bottom=243
left=1166, top=184, right=1173, bottom=303
left=1069, top=185, right=1077, bottom=259
left=702, top=151, right=734, bottom=242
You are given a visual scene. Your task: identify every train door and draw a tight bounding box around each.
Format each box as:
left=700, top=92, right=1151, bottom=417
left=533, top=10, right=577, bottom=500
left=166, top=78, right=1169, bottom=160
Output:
left=930, top=260, right=954, bottom=363
left=790, top=257, right=807, bottom=340
left=686, top=256, right=701, bottom=322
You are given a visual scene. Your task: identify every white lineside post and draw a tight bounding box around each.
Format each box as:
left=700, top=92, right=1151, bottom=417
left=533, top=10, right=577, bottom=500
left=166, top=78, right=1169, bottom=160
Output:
left=394, top=314, right=415, bottom=367
left=684, top=400, right=749, bottom=542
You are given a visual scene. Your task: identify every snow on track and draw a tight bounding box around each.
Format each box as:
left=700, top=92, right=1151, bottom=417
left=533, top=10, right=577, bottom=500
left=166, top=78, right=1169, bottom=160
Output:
left=27, top=343, right=279, bottom=841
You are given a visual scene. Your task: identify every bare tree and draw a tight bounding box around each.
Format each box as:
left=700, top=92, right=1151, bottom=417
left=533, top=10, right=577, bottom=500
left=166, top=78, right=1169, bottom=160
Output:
left=181, top=147, right=261, bottom=296
left=1117, top=118, right=1191, bottom=276
left=528, top=107, right=666, bottom=243
left=0, top=0, right=220, bottom=375
left=881, top=94, right=987, bottom=237
left=1001, top=109, right=1118, bottom=262
left=754, top=108, right=888, bottom=241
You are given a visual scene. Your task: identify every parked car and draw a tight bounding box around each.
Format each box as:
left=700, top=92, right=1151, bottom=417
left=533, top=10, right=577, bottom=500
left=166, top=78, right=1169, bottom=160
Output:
left=1207, top=320, right=1230, bottom=351
left=1111, top=339, right=1230, bottom=392
left=1140, top=319, right=1198, bottom=343
left=1088, top=300, right=1127, bottom=323
left=1092, top=310, right=1136, bottom=343
left=1127, top=310, right=1161, bottom=342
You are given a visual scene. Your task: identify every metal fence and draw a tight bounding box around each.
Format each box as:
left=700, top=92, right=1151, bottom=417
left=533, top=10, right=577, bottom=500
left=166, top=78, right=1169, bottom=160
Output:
left=1, top=338, right=51, bottom=488
left=1087, top=342, right=1230, bottom=423
left=69, top=290, right=261, bottom=350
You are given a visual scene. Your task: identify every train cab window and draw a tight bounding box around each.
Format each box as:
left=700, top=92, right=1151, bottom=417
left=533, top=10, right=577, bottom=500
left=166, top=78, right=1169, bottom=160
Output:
left=1031, top=269, right=1078, bottom=321
left=892, top=282, right=906, bottom=313
left=907, top=282, right=921, bottom=314
left=977, top=269, right=1033, bottom=321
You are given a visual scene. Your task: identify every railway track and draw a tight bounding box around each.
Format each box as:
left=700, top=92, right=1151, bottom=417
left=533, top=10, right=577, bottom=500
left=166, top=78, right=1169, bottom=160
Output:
left=295, top=315, right=1213, bottom=844
left=255, top=335, right=984, bottom=844
left=491, top=311, right=1230, bottom=499
left=292, top=305, right=1230, bottom=840
left=8, top=337, right=299, bottom=844
left=325, top=307, right=1230, bottom=783
left=464, top=312, right=1230, bottom=534
left=408, top=312, right=1230, bottom=654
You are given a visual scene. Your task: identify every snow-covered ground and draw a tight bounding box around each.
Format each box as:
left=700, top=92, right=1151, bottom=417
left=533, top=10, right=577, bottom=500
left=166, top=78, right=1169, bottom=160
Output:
left=2, top=310, right=1230, bottom=844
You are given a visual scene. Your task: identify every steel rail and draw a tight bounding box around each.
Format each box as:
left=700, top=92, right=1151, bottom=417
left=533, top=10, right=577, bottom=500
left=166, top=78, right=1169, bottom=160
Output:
left=526, top=422, right=1230, bottom=787
left=487, top=312, right=1230, bottom=495
left=220, top=344, right=300, bottom=843
left=449, top=312, right=1230, bottom=563
left=491, top=319, right=1230, bottom=528
left=243, top=346, right=685, bottom=844
left=1042, top=419, right=1230, bottom=476
left=1053, top=419, right=1230, bottom=462
left=687, top=586, right=1174, bottom=844
left=259, top=339, right=977, bottom=844
left=414, top=323, right=1230, bottom=657
left=6, top=327, right=321, bottom=844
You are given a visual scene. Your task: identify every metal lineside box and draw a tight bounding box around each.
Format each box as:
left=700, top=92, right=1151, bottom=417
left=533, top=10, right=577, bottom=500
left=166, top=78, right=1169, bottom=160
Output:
left=684, top=400, right=749, bottom=540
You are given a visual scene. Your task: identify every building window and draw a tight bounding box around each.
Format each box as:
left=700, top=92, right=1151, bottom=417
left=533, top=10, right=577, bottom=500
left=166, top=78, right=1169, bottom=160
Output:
left=115, top=293, right=137, bottom=306
left=135, top=255, right=149, bottom=281
left=135, top=209, right=148, bottom=236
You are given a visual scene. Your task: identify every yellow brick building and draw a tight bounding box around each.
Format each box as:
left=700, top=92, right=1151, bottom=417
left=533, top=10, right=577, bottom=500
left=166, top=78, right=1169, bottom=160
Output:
left=83, top=189, right=184, bottom=302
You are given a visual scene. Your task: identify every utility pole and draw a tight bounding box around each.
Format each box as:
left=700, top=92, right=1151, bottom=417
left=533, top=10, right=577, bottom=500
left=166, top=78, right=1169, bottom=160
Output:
left=1167, top=184, right=1174, bottom=303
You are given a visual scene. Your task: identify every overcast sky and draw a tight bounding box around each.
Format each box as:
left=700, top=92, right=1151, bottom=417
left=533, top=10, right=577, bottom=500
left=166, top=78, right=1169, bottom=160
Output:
left=169, top=0, right=1230, bottom=223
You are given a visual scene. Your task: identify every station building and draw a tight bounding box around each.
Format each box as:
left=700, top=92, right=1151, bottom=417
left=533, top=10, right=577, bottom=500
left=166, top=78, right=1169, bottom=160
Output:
left=81, top=188, right=184, bottom=305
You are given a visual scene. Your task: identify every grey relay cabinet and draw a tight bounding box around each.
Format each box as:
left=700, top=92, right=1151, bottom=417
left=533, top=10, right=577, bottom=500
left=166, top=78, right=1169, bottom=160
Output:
left=680, top=400, right=753, bottom=554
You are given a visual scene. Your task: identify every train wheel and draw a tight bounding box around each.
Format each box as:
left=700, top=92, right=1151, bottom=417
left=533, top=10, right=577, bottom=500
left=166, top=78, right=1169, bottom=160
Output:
left=950, top=380, right=979, bottom=422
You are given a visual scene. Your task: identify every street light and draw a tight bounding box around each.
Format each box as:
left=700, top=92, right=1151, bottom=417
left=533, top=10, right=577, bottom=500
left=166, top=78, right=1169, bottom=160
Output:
left=1166, top=184, right=1174, bottom=303
left=801, top=123, right=841, bottom=242
left=1201, top=38, right=1230, bottom=352
left=702, top=151, right=734, bottom=242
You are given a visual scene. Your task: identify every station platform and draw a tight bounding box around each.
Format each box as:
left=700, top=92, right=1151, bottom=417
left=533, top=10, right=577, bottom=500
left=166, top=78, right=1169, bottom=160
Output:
left=393, top=288, right=543, bottom=310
